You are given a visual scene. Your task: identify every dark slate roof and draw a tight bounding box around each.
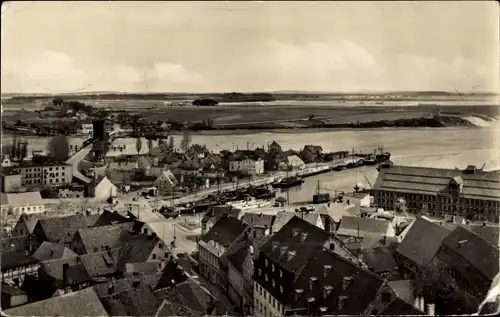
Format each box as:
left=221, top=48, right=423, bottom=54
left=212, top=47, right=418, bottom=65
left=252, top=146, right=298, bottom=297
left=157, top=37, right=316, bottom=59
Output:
left=361, top=247, right=397, bottom=274
left=201, top=215, right=248, bottom=248
left=85, top=214, right=101, bottom=227
left=373, top=165, right=500, bottom=200
left=1, top=235, right=30, bottom=253
left=94, top=274, right=161, bottom=299
left=117, top=234, right=160, bottom=272
left=3, top=287, right=108, bottom=317
left=91, top=210, right=132, bottom=227
left=79, top=249, right=120, bottom=277
left=440, top=225, right=500, bottom=281
left=155, top=259, right=189, bottom=290
left=396, top=217, right=451, bottom=267
left=1, top=250, right=39, bottom=270
left=32, top=241, right=77, bottom=261
left=40, top=257, right=78, bottom=284
left=260, top=216, right=331, bottom=274
left=227, top=235, right=271, bottom=274
left=17, top=213, right=43, bottom=234
left=241, top=213, right=275, bottom=229
left=202, top=206, right=241, bottom=225
left=467, top=224, right=500, bottom=246
left=101, top=283, right=162, bottom=317
left=154, top=278, right=217, bottom=316
left=75, top=222, right=135, bottom=253
left=283, top=249, right=385, bottom=315
left=66, top=263, right=92, bottom=284
left=37, top=214, right=88, bottom=243
left=381, top=297, right=425, bottom=315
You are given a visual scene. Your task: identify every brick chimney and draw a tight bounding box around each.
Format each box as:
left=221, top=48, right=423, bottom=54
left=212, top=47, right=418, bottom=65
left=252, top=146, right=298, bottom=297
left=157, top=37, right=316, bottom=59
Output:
left=294, top=289, right=304, bottom=301
left=309, top=276, right=318, bottom=291
left=337, top=296, right=348, bottom=311
left=323, top=265, right=332, bottom=277
left=323, top=285, right=333, bottom=299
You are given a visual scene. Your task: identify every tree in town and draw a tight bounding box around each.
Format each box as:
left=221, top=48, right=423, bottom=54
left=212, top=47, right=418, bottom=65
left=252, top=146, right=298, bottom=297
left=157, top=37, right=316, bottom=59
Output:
left=180, top=132, right=192, bottom=153
left=147, top=138, right=154, bottom=153
left=10, top=136, right=18, bottom=160
left=46, top=135, right=70, bottom=161
left=136, top=137, right=142, bottom=155
left=308, top=114, right=315, bottom=121
left=20, top=141, right=28, bottom=161
left=15, top=138, right=23, bottom=161
left=52, top=97, right=64, bottom=106
left=167, top=136, right=175, bottom=152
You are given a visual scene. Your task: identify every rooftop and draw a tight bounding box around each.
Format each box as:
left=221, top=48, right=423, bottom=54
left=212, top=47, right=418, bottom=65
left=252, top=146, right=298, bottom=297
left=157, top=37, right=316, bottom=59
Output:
left=241, top=213, right=275, bottom=229
left=32, top=241, right=77, bottom=261
left=36, top=214, right=89, bottom=243
left=74, top=222, right=136, bottom=253
left=201, top=215, right=248, bottom=249
left=373, top=165, right=500, bottom=201
left=272, top=211, right=323, bottom=233
left=337, top=216, right=392, bottom=238
left=1, top=250, right=39, bottom=270
left=3, top=287, right=108, bottom=317
left=0, top=191, right=43, bottom=207
left=396, top=217, right=451, bottom=267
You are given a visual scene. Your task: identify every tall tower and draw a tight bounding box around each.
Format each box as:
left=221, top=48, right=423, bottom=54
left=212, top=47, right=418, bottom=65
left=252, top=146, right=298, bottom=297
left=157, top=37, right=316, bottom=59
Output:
left=92, top=120, right=105, bottom=140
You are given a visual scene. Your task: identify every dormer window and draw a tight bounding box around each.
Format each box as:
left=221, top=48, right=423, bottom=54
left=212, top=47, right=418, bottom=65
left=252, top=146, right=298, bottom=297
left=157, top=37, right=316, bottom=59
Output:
left=272, top=264, right=275, bottom=272
left=265, top=258, right=268, bottom=267
left=258, top=268, right=262, bottom=276
left=280, top=270, right=283, bottom=278
left=265, top=274, right=268, bottom=282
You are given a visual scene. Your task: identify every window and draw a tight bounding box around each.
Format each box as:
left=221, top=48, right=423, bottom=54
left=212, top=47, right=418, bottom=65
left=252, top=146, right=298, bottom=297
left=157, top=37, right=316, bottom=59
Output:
left=265, top=274, right=268, bottom=282
left=280, top=285, right=284, bottom=293
left=152, top=254, right=157, bottom=259
left=265, top=258, right=268, bottom=267
left=94, top=247, right=98, bottom=252
left=272, top=264, right=275, bottom=272
left=280, top=269, right=283, bottom=278
left=272, top=279, right=275, bottom=288
left=159, top=243, right=164, bottom=249
left=258, top=268, right=262, bottom=276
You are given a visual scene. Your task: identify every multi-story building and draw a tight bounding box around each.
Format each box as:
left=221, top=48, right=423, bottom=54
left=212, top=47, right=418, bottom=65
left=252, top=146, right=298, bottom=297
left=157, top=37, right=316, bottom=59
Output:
left=253, top=216, right=363, bottom=317
left=198, top=215, right=248, bottom=292
left=372, top=164, right=500, bottom=221
left=229, top=157, right=265, bottom=175
left=7, top=161, right=73, bottom=187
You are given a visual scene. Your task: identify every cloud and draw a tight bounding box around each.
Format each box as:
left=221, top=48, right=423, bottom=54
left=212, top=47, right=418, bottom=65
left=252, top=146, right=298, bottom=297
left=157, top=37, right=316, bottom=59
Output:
left=151, top=62, right=204, bottom=84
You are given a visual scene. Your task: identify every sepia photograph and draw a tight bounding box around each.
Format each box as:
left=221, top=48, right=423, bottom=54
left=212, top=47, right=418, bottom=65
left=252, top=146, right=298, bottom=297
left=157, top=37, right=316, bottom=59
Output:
left=0, top=1, right=499, bottom=316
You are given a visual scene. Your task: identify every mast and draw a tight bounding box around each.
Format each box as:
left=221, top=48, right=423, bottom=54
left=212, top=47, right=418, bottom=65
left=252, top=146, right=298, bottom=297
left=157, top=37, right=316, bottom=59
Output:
left=316, top=180, right=320, bottom=196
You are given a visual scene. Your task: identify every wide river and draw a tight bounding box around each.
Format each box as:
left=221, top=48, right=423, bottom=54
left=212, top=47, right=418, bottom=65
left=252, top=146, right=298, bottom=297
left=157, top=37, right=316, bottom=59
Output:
left=4, top=127, right=499, bottom=203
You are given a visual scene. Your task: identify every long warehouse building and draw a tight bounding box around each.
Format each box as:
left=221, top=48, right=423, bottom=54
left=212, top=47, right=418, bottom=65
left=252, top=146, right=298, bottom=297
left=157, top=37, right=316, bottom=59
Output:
left=372, top=164, right=500, bottom=221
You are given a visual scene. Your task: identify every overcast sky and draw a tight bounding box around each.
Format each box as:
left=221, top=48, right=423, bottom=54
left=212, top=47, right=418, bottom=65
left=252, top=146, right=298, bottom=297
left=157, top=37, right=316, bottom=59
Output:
left=1, top=1, right=498, bottom=94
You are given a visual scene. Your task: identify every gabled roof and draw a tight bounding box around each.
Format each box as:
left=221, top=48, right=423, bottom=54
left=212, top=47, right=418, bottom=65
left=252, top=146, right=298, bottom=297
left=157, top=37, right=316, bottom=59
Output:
left=74, top=222, right=135, bottom=253
left=303, top=145, right=323, bottom=154
left=272, top=211, right=322, bottom=233
left=283, top=249, right=385, bottom=315
left=315, top=203, right=352, bottom=222
left=337, top=216, right=392, bottom=238
left=396, top=216, right=451, bottom=267
left=155, top=258, right=189, bottom=290
left=1, top=250, right=39, bottom=270
left=91, top=210, right=132, bottom=227
left=1, top=191, right=43, bottom=207
left=3, top=287, right=108, bottom=317
left=101, top=282, right=162, bottom=317
left=381, top=297, right=425, bottom=315
left=241, top=213, right=275, bottom=229
left=1, top=235, right=30, bottom=253
left=117, top=234, right=161, bottom=272
left=227, top=235, right=271, bottom=274
left=32, top=241, right=77, bottom=261
left=467, top=224, right=500, bottom=247
left=261, top=216, right=331, bottom=274
left=201, top=215, right=248, bottom=248
left=17, top=213, right=44, bottom=234
left=39, top=257, right=78, bottom=283
left=440, top=225, right=499, bottom=281
left=79, top=248, right=120, bottom=277
left=361, top=247, right=397, bottom=274
left=373, top=165, right=500, bottom=200
left=154, top=278, right=219, bottom=317
left=36, top=214, right=88, bottom=243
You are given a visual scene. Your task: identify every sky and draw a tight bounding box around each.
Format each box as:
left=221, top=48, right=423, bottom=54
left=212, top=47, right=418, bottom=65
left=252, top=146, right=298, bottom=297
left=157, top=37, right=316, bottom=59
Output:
left=1, top=1, right=499, bottom=94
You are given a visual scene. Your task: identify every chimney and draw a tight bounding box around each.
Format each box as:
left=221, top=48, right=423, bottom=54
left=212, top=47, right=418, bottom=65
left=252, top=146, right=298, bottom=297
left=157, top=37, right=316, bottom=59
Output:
left=300, top=232, right=308, bottom=242
left=272, top=241, right=280, bottom=252
left=307, top=297, right=315, bottom=311
left=342, top=276, right=353, bottom=291
left=62, top=263, right=69, bottom=290
left=309, top=276, right=318, bottom=291
left=337, top=296, right=348, bottom=311
left=295, top=289, right=304, bottom=301
left=427, top=304, right=435, bottom=316
left=414, top=296, right=420, bottom=309
left=419, top=296, right=425, bottom=312
left=323, top=285, right=333, bottom=299
left=323, top=265, right=332, bottom=277
left=280, top=246, right=288, bottom=256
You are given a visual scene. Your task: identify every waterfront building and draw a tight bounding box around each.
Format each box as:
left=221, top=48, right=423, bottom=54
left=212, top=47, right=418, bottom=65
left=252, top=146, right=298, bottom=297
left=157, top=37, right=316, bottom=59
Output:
left=372, top=165, right=500, bottom=221
left=229, top=157, right=265, bottom=175
left=299, top=145, right=323, bottom=164
left=6, top=161, right=73, bottom=187
left=0, top=191, right=45, bottom=216
left=86, top=176, right=118, bottom=201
